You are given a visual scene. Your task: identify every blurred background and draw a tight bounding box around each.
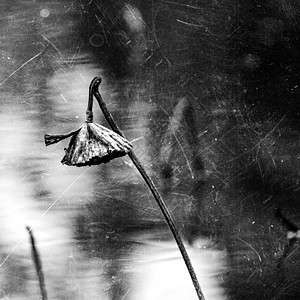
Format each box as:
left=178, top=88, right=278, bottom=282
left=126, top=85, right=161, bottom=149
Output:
left=0, top=1, right=299, bottom=299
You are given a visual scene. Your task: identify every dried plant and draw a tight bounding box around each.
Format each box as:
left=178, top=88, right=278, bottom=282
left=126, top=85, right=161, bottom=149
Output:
left=44, top=80, right=132, bottom=167
left=44, top=77, right=205, bottom=300
left=45, top=122, right=132, bottom=167
left=26, top=226, right=48, bottom=300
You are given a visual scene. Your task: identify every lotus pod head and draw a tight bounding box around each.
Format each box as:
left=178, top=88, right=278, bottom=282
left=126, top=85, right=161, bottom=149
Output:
left=44, top=111, right=132, bottom=167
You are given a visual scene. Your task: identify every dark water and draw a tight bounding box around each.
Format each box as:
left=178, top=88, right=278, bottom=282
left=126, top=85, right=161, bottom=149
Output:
left=0, top=1, right=300, bottom=300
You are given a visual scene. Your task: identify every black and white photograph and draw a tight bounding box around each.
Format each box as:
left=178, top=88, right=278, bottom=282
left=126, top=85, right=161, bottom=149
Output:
left=0, top=1, right=299, bottom=299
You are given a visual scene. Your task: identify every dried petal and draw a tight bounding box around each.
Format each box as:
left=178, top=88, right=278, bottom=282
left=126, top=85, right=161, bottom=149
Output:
left=44, top=129, right=80, bottom=146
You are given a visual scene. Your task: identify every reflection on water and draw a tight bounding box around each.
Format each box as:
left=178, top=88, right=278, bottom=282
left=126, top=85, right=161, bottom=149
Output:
left=0, top=60, right=228, bottom=299
left=65, top=233, right=228, bottom=300
left=0, top=65, right=101, bottom=299
left=129, top=236, right=228, bottom=300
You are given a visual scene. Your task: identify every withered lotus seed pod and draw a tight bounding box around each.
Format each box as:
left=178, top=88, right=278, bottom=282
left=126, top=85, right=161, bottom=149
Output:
left=44, top=77, right=132, bottom=166
left=44, top=119, right=132, bottom=167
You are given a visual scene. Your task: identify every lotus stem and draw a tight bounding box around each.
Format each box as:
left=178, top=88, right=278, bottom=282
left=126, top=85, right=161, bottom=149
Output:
left=26, top=226, right=48, bottom=300
left=91, top=77, right=205, bottom=300
left=86, top=77, right=100, bottom=123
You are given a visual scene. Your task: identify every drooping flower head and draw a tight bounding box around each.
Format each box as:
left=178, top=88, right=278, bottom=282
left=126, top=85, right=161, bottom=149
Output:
left=44, top=79, right=132, bottom=167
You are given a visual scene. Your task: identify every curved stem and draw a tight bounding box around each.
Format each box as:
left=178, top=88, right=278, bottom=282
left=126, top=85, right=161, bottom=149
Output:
left=87, top=77, right=100, bottom=112
left=85, top=77, right=100, bottom=123
left=91, top=77, right=205, bottom=300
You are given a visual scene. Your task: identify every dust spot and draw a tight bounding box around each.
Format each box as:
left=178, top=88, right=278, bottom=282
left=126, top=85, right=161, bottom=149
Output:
left=40, top=9, right=50, bottom=18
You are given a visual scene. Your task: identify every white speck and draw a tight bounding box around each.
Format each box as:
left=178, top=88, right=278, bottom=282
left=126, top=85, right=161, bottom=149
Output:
left=40, top=9, right=50, bottom=18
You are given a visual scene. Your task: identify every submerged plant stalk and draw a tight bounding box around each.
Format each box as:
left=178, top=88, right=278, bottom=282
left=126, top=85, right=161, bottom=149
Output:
left=91, top=77, right=205, bottom=300
left=26, top=226, right=48, bottom=300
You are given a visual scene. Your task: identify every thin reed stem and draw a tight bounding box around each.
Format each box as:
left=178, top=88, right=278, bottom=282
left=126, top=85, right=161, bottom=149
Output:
left=91, top=77, right=205, bottom=300
left=26, top=226, right=48, bottom=300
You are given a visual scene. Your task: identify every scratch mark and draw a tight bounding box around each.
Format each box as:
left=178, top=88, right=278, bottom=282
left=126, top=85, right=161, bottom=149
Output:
left=220, top=114, right=287, bottom=165
left=155, top=59, right=163, bottom=68
left=40, top=33, right=70, bottom=66
left=0, top=168, right=90, bottom=268
left=161, top=0, right=204, bottom=10
left=236, top=237, right=262, bottom=262
left=0, top=46, right=48, bottom=86
left=130, top=136, right=144, bottom=143
left=177, top=19, right=205, bottom=29
left=173, top=132, right=194, bottom=179
left=120, top=288, right=131, bottom=300
left=60, top=93, right=68, bottom=103
left=162, top=53, right=172, bottom=67
left=160, top=102, right=194, bottom=179
left=227, top=26, right=240, bottom=38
